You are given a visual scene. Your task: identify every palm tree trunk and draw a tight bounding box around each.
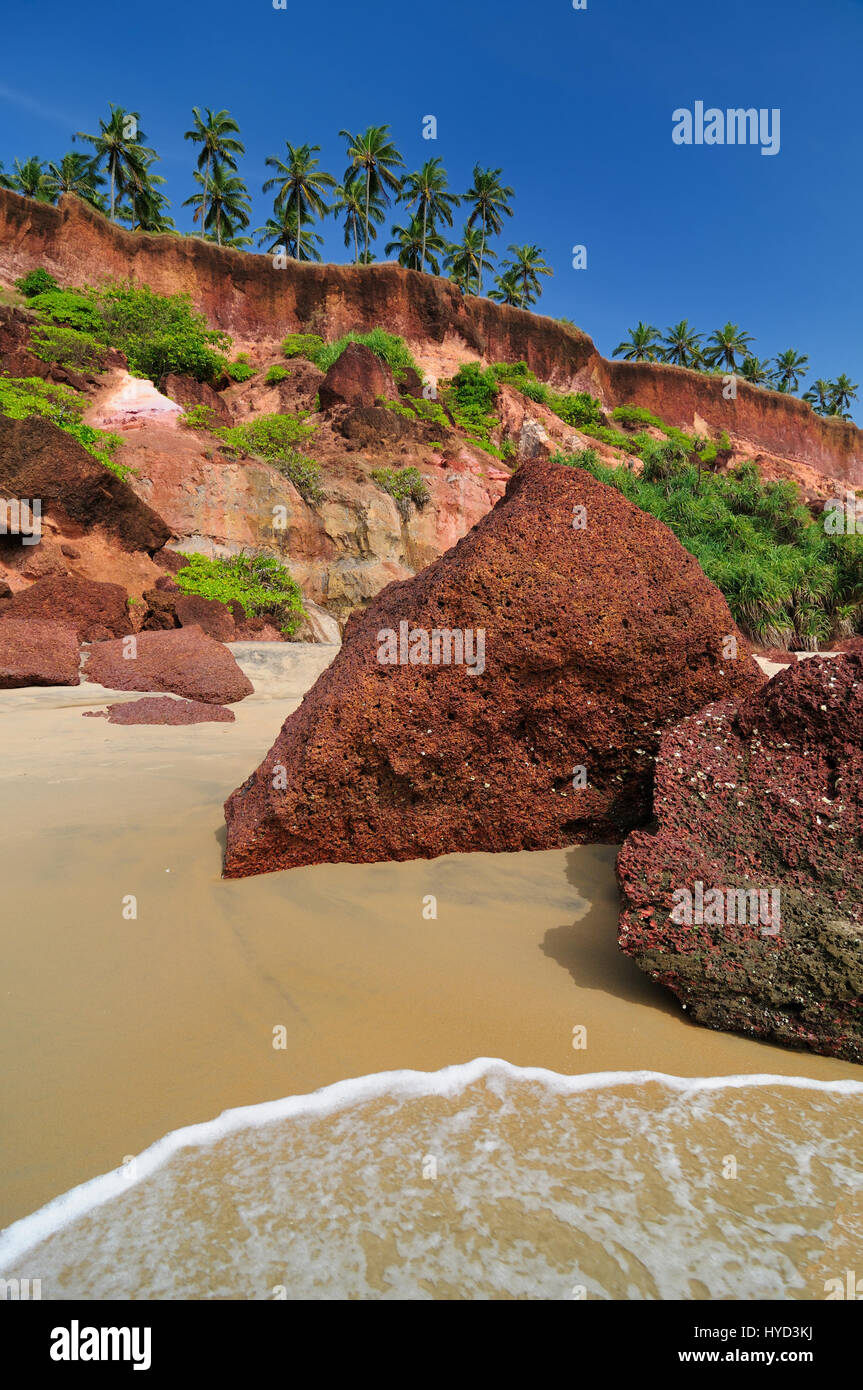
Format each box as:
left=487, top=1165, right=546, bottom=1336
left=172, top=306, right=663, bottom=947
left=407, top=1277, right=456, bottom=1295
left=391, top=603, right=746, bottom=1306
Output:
left=479, top=216, right=486, bottom=295
left=352, top=218, right=358, bottom=265
left=422, top=201, right=427, bottom=273
left=364, top=168, right=371, bottom=261
left=204, top=151, right=211, bottom=236
left=110, top=161, right=115, bottom=222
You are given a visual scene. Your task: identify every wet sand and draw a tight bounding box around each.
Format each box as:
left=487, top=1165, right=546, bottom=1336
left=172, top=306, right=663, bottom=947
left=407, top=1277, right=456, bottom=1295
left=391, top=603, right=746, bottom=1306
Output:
left=1, top=644, right=859, bottom=1233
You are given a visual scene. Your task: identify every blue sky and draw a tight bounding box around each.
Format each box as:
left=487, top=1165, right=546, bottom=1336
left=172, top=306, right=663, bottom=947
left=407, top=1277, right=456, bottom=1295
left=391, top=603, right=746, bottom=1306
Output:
left=1, top=0, right=861, bottom=412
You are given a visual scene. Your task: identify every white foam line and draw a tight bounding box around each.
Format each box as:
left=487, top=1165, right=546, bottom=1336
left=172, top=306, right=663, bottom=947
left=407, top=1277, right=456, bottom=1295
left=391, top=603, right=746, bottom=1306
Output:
left=2, top=1058, right=861, bottom=1269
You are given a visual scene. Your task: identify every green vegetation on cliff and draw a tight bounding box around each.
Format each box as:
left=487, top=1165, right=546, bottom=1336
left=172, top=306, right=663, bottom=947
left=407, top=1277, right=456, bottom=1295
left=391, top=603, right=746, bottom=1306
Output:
left=0, top=376, right=128, bottom=478
left=175, top=552, right=305, bottom=636
left=558, top=449, right=863, bottom=648
left=370, top=465, right=430, bottom=518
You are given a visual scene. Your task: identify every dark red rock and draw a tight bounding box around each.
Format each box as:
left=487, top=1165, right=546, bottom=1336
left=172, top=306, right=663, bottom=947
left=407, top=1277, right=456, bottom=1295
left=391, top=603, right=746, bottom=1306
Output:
left=617, top=655, right=863, bottom=1063
left=223, top=457, right=763, bottom=878
left=139, top=587, right=179, bottom=631
left=174, top=592, right=238, bottom=642
left=0, top=618, right=80, bottom=687
left=0, top=414, right=170, bottom=554
left=60, top=544, right=81, bottom=559
left=84, top=625, right=253, bottom=704
left=318, top=341, right=395, bottom=411
left=86, top=695, right=235, bottom=725
left=161, top=372, right=233, bottom=427
left=0, top=574, right=129, bottom=640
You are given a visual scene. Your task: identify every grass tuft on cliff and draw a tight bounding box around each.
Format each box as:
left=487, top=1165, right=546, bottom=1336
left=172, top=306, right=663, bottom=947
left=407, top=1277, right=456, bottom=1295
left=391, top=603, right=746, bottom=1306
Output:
left=370, top=465, right=430, bottom=519
left=175, top=552, right=305, bottom=637
left=214, top=412, right=323, bottom=504
left=557, top=449, right=863, bottom=649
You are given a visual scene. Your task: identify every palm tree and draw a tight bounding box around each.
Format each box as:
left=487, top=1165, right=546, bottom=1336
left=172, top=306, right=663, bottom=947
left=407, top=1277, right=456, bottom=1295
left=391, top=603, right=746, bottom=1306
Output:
left=464, top=165, right=514, bottom=295
left=704, top=322, right=754, bottom=372
left=445, top=226, right=492, bottom=296
left=256, top=204, right=323, bottom=262
left=183, top=108, right=244, bottom=239
left=127, top=162, right=175, bottom=232
left=612, top=322, right=662, bottom=362
left=331, top=178, right=384, bottom=263
left=263, top=142, right=335, bottom=261
left=339, top=126, right=404, bottom=261
left=399, top=158, right=459, bottom=273
left=385, top=215, right=447, bottom=274
left=184, top=164, right=250, bottom=246
left=740, top=355, right=772, bottom=386
left=661, top=320, right=702, bottom=368
left=830, top=373, right=858, bottom=419
left=0, top=161, right=13, bottom=189
left=498, top=244, right=552, bottom=306
left=75, top=106, right=156, bottom=222
left=489, top=268, right=527, bottom=307
left=9, top=157, right=51, bottom=201
left=772, top=349, right=809, bottom=394
left=43, top=152, right=105, bottom=206
left=802, top=379, right=834, bottom=414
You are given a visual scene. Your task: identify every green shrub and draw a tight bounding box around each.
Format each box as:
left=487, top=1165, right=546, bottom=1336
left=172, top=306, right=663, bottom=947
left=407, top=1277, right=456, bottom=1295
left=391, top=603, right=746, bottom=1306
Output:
left=29, top=324, right=106, bottom=372
left=215, top=413, right=322, bottom=503
left=548, top=390, right=603, bottom=428
left=15, top=268, right=59, bottom=298
left=581, top=423, right=635, bottom=451
left=370, top=465, right=430, bottom=518
left=91, top=282, right=231, bottom=383
left=0, top=376, right=130, bottom=478
left=264, top=364, right=292, bottom=385
left=491, top=360, right=534, bottom=385
left=554, top=450, right=863, bottom=647
left=446, top=361, right=499, bottom=413
left=224, top=354, right=255, bottom=383
left=281, top=332, right=325, bottom=360
left=312, top=328, right=423, bottom=383
left=612, top=404, right=663, bottom=429
left=175, top=552, right=305, bottom=636
left=179, top=403, right=219, bottom=431
left=29, top=288, right=105, bottom=334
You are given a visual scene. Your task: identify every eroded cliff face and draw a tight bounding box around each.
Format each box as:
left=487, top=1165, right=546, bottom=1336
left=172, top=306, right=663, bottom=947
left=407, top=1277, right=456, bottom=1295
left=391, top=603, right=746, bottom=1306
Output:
left=1, top=189, right=859, bottom=487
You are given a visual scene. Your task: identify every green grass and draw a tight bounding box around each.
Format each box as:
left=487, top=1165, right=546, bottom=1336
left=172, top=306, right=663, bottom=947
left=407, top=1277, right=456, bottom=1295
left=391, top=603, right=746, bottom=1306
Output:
left=175, top=552, right=305, bottom=636
left=310, top=327, right=423, bottom=383
left=214, top=413, right=323, bottom=503
left=264, top=364, right=292, bottom=386
left=370, top=465, right=430, bottom=518
left=555, top=450, right=863, bottom=648
left=0, top=376, right=130, bottom=479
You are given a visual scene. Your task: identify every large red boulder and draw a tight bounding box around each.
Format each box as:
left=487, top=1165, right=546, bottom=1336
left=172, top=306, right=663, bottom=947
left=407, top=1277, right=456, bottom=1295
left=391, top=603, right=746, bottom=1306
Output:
left=223, top=458, right=763, bottom=877
left=0, top=619, right=80, bottom=687
left=617, top=655, right=863, bottom=1062
left=83, top=625, right=253, bottom=704
left=317, top=341, right=395, bottom=410
left=0, top=574, right=129, bottom=640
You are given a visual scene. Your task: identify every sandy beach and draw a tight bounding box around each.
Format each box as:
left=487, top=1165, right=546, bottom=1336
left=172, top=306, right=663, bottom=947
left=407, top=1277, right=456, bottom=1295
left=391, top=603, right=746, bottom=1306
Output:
left=2, top=643, right=858, bottom=1246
